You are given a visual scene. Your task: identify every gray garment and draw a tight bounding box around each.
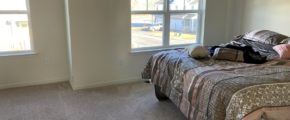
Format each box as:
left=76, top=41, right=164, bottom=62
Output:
left=231, top=37, right=279, bottom=60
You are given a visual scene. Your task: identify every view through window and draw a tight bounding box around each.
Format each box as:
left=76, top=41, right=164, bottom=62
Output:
left=131, top=0, right=201, bottom=50
left=0, top=0, right=32, bottom=52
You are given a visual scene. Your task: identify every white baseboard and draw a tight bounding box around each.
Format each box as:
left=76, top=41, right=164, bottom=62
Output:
left=71, top=77, right=143, bottom=90
left=0, top=77, right=69, bottom=90
left=0, top=77, right=143, bottom=90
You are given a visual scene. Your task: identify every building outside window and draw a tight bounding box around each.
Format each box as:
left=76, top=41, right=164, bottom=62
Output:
left=131, top=0, right=203, bottom=51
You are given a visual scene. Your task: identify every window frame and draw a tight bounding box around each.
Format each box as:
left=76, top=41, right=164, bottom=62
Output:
left=131, top=0, right=204, bottom=52
left=0, top=0, right=35, bottom=55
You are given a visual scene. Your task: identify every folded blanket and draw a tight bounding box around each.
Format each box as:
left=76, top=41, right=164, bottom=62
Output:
left=212, top=48, right=244, bottom=62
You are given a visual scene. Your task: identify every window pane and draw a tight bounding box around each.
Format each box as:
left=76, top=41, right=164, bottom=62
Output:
left=131, top=0, right=163, bottom=11
left=170, top=13, right=198, bottom=45
left=131, top=14, right=163, bottom=49
left=169, top=0, right=199, bottom=10
left=131, top=0, right=147, bottom=11
left=148, top=0, right=163, bottom=11
left=0, top=0, right=27, bottom=10
left=0, top=14, right=31, bottom=52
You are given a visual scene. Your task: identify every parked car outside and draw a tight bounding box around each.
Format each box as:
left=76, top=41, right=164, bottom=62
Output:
left=147, top=23, right=163, bottom=31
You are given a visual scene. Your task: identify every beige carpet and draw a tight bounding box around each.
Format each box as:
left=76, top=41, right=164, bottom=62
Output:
left=0, top=82, right=186, bottom=120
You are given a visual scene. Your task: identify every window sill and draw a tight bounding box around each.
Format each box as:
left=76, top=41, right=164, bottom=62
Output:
left=130, top=44, right=192, bottom=53
left=0, top=51, right=37, bottom=57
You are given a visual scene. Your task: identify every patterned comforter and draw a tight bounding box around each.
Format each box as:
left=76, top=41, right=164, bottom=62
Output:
left=142, top=49, right=290, bottom=120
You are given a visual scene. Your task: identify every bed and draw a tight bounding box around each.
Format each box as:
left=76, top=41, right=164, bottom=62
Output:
left=142, top=30, right=290, bottom=120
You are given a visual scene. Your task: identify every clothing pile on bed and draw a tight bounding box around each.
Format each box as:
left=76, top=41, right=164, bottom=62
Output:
left=192, top=30, right=290, bottom=64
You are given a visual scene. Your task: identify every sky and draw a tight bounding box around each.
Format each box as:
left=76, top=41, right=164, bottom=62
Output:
left=0, top=0, right=27, bottom=11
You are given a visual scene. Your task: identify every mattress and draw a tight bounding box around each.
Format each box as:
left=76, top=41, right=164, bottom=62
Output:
left=142, top=49, right=290, bottom=120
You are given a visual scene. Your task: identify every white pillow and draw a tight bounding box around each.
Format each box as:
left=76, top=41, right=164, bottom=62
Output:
left=186, top=44, right=209, bottom=59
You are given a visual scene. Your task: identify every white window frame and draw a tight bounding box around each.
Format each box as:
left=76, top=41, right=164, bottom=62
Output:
left=0, top=0, right=35, bottom=56
left=131, top=0, right=204, bottom=52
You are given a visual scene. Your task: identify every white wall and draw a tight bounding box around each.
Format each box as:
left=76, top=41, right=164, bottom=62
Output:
left=225, top=0, right=246, bottom=40
left=67, top=0, right=231, bottom=89
left=203, top=0, right=231, bottom=45
left=229, top=0, right=290, bottom=36
left=0, top=0, right=69, bottom=89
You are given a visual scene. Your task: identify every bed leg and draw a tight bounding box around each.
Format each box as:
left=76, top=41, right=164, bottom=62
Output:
left=154, top=85, right=169, bottom=101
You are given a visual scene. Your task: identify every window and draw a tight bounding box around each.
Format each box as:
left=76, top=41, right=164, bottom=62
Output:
left=0, top=0, right=32, bottom=53
left=131, top=0, right=203, bottom=50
